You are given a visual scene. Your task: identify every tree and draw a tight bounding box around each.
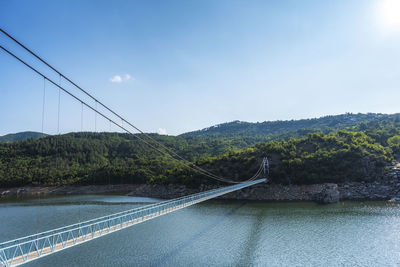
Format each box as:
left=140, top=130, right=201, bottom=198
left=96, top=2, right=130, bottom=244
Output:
left=388, top=136, right=400, bottom=152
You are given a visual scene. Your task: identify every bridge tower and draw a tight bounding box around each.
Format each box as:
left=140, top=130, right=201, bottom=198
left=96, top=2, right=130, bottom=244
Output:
left=262, top=157, right=270, bottom=181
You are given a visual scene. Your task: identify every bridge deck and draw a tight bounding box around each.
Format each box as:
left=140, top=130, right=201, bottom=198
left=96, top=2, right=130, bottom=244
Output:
left=0, top=179, right=266, bottom=266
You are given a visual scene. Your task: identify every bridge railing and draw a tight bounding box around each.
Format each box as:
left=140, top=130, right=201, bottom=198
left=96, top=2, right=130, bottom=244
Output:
left=0, top=178, right=266, bottom=266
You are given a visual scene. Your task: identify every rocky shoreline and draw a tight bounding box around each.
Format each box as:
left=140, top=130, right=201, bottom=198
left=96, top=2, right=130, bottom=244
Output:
left=1, top=173, right=400, bottom=204
left=2, top=163, right=399, bottom=204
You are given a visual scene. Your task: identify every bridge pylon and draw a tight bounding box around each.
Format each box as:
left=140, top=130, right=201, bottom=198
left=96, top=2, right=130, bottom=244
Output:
left=261, top=157, right=270, bottom=182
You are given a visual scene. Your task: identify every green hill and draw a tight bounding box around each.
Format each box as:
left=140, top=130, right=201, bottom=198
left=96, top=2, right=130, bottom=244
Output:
left=181, top=113, right=400, bottom=139
left=1, top=113, right=399, bottom=188
left=187, top=131, right=392, bottom=185
left=0, top=131, right=47, bottom=143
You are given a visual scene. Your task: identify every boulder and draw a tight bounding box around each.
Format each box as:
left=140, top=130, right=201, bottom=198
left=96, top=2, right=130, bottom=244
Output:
left=313, top=184, right=340, bottom=204
left=17, top=188, right=27, bottom=195
left=0, top=190, right=10, bottom=197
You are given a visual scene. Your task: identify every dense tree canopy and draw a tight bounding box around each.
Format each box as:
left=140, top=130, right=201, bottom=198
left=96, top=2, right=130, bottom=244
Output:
left=0, top=113, right=399, bottom=188
left=388, top=136, right=400, bottom=153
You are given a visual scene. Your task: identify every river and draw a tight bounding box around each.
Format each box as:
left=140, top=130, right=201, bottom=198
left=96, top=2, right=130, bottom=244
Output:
left=1, top=195, right=400, bottom=266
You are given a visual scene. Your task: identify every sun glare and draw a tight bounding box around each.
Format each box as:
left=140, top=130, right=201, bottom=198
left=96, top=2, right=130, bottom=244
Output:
left=376, top=0, right=400, bottom=34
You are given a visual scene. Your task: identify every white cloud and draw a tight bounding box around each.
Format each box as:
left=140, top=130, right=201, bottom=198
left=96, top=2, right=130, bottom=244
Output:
left=158, top=128, right=167, bottom=135
left=110, top=75, right=122, bottom=83
left=109, top=74, right=135, bottom=83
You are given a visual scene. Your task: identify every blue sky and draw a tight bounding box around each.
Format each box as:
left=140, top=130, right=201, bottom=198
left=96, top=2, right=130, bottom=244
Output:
left=1, top=0, right=400, bottom=136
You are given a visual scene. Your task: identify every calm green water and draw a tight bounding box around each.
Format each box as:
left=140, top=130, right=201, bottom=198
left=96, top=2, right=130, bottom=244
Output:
left=1, top=195, right=400, bottom=266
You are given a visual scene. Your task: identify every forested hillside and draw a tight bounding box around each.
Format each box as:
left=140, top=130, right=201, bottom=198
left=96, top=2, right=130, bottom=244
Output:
left=0, top=132, right=255, bottom=187
left=181, top=113, right=400, bottom=140
left=0, top=112, right=399, bottom=188
left=0, top=131, right=47, bottom=143
left=190, top=131, right=393, bottom=185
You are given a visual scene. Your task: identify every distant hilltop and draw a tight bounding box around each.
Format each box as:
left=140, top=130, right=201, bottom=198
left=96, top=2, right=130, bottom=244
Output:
left=2, top=113, right=400, bottom=143
left=0, top=131, right=47, bottom=143
left=180, top=113, right=400, bottom=139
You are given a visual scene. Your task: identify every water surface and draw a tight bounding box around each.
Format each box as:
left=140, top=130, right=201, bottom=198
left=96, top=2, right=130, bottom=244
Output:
left=1, top=195, right=400, bottom=266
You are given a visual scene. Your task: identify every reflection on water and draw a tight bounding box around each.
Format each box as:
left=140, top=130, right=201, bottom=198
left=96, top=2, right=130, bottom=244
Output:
left=237, top=206, right=264, bottom=266
left=1, top=195, right=400, bottom=266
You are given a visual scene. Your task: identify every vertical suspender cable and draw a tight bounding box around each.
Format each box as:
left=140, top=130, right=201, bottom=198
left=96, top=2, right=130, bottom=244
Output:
left=0, top=29, right=256, bottom=184
left=81, top=102, right=84, bottom=132
left=94, top=101, right=97, bottom=132
left=41, top=77, right=46, bottom=186
left=93, top=101, right=96, bottom=185
left=56, top=75, right=61, bottom=186
left=57, top=75, right=61, bottom=134
left=79, top=101, right=84, bottom=225
left=0, top=44, right=259, bottom=184
left=109, top=120, right=111, bottom=185
left=41, top=79, right=46, bottom=135
left=108, top=120, right=112, bottom=215
left=36, top=77, right=46, bottom=240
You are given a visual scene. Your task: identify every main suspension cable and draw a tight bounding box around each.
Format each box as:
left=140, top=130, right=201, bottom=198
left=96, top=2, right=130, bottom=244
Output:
left=1, top=34, right=267, bottom=184
left=0, top=28, right=249, bottom=183
left=0, top=45, right=255, bottom=184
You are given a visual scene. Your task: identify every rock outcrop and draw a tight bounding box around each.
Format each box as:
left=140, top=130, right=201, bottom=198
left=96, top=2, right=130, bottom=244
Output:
left=312, top=184, right=340, bottom=204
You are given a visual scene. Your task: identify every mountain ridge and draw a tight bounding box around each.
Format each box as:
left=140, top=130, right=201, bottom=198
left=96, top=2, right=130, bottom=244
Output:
left=180, top=113, right=400, bottom=138
left=0, top=131, right=47, bottom=143
left=3, top=113, right=400, bottom=143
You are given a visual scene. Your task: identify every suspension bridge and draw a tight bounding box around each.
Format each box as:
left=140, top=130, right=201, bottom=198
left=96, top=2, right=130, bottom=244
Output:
left=0, top=29, right=269, bottom=266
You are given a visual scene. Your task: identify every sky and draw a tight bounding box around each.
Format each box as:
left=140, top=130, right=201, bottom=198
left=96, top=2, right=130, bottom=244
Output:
left=1, top=0, right=400, bottom=136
